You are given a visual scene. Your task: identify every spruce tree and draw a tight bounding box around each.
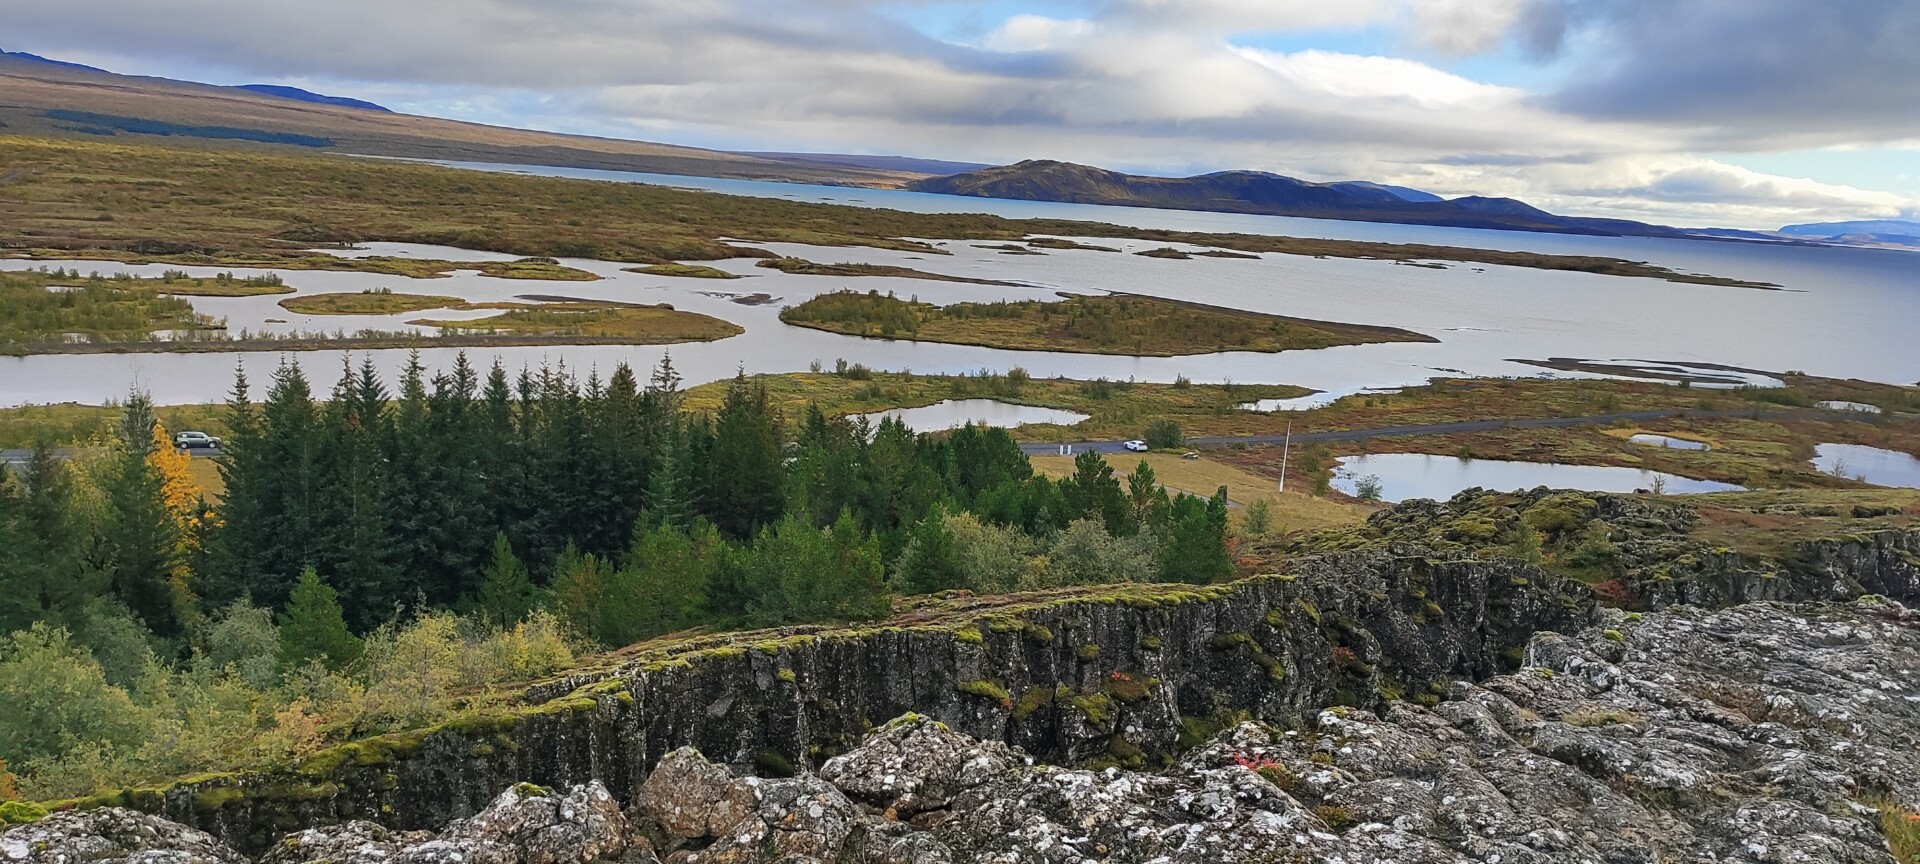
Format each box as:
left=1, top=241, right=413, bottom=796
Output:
left=1159, top=488, right=1233, bottom=585
left=475, top=532, right=535, bottom=629
left=277, top=567, right=361, bottom=671
left=705, top=373, right=785, bottom=540
left=99, top=391, right=182, bottom=637
left=316, top=358, right=399, bottom=630
left=892, top=508, right=964, bottom=596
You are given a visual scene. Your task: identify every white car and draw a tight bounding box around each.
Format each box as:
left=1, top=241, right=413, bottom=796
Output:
left=174, top=431, right=221, bottom=449
left=1123, top=440, right=1149, bottom=452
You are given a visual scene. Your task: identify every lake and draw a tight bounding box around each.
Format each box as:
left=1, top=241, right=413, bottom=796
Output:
left=1331, top=453, right=1745, bottom=503
left=858, top=400, right=1089, bottom=432
left=3, top=160, right=1917, bottom=408
left=1628, top=433, right=1711, bottom=451
left=1811, top=443, right=1920, bottom=489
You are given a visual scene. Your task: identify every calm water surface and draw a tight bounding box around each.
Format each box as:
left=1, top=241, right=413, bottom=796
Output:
left=1332, top=453, right=1744, bottom=503
left=859, top=400, right=1089, bottom=432
left=1628, top=434, right=1711, bottom=451
left=1811, top=443, right=1920, bottom=489
left=3, top=160, right=1916, bottom=407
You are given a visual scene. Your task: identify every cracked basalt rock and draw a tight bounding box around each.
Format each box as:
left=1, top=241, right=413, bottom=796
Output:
left=0, top=809, right=249, bottom=864
left=253, top=782, right=651, bottom=864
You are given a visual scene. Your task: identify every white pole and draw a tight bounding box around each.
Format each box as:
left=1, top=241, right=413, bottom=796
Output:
left=1278, top=420, right=1292, bottom=494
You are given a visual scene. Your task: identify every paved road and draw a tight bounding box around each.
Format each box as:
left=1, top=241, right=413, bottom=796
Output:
left=1, top=445, right=222, bottom=466
left=1017, top=408, right=1797, bottom=456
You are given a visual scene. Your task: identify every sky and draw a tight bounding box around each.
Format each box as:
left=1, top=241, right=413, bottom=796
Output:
left=7, top=0, right=1919, bottom=229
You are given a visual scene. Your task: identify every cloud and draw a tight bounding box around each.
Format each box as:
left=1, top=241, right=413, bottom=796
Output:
left=1536, top=0, right=1920, bottom=145
left=3, top=0, right=1913, bottom=227
left=1405, top=0, right=1530, bottom=55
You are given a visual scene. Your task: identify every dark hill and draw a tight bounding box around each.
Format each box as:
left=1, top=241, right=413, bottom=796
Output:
left=235, top=84, right=390, bottom=113
left=910, top=160, right=1693, bottom=238
left=0, top=48, right=107, bottom=73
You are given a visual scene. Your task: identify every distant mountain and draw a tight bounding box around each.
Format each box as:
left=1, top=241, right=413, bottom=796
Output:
left=0, top=48, right=107, bottom=74
left=235, top=84, right=390, bottom=113
left=1780, top=219, right=1920, bottom=239
left=1336, top=181, right=1443, bottom=203
left=909, top=160, right=1693, bottom=238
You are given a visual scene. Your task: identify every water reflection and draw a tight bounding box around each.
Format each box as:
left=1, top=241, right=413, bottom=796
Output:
left=1628, top=434, right=1711, bottom=451
left=1331, top=453, right=1743, bottom=503
left=1810, top=443, right=1920, bottom=489
left=858, top=399, right=1089, bottom=432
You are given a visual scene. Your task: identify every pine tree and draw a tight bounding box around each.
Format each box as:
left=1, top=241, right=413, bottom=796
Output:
left=1127, top=460, right=1160, bottom=528
left=9, top=444, right=91, bottom=626
left=475, top=532, right=535, bottom=629
left=212, top=362, right=322, bottom=610
left=1159, top=489, right=1233, bottom=585
left=315, top=358, right=399, bottom=630
left=893, top=508, right=965, bottom=596
left=705, top=373, right=786, bottom=540
left=99, top=391, right=182, bottom=637
left=277, top=567, right=361, bottom=671
left=1064, top=450, right=1130, bottom=535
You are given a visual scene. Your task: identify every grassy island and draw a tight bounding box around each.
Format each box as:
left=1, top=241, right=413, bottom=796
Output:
left=778, top=290, right=1434, bottom=356
left=0, top=268, right=223, bottom=347
left=626, top=263, right=741, bottom=279
left=0, top=267, right=740, bottom=355
left=410, top=301, right=742, bottom=341
left=142, top=269, right=294, bottom=296
left=279, top=289, right=464, bottom=315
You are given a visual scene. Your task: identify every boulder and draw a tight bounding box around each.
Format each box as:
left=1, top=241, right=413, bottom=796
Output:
left=0, top=809, right=247, bottom=864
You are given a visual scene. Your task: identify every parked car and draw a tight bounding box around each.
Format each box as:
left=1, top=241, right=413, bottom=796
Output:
left=1123, top=440, right=1149, bottom=452
left=174, top=430, right=221, bottom=449
left=1182, top=451, right=1200, bottom=460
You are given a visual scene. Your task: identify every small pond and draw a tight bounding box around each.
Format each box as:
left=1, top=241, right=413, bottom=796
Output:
left=859, top=399, right=1089, bottom=432
left=1240, top=386, right=1403, bottom=412
left=1628, top=433, right=1711, bottom=451
left=1810, top=443, right=1920, bottom=489
left=1816, top=400, right=1883, bottom=414
left=1331, top=453, right=1744, bottom=503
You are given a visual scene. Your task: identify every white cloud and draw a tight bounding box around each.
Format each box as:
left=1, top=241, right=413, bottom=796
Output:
left=3, top=0, right=1913, bottom=227
left=1229, top=48, right=1521, bottom=109
left=981, top=15, right=1092, bottom=52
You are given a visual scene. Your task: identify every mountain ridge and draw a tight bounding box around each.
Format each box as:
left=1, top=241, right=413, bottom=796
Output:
left=234, top=83, right=391, bottom=113
left=908, top=159, right=1699, bottom=238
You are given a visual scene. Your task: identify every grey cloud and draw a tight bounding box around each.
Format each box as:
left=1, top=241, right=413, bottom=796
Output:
left=1539, top=0, right=1920, bottom=143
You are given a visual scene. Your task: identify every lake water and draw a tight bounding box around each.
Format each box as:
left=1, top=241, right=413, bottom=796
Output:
left=858, top=399, right=1089, bottom=432
left=1240, top=387, right=1403, bottom=413
left=1332, top=453, right=1745, bottom=503
left=1811, top=443, right=1920, bottom=489
left=3, top=160, right=1917, bottom=407
left=1628, top=433, right=1711, bottom=451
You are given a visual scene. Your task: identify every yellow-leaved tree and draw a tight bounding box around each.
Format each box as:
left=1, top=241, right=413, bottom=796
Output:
left=148, top=422, right=203, bottom=594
